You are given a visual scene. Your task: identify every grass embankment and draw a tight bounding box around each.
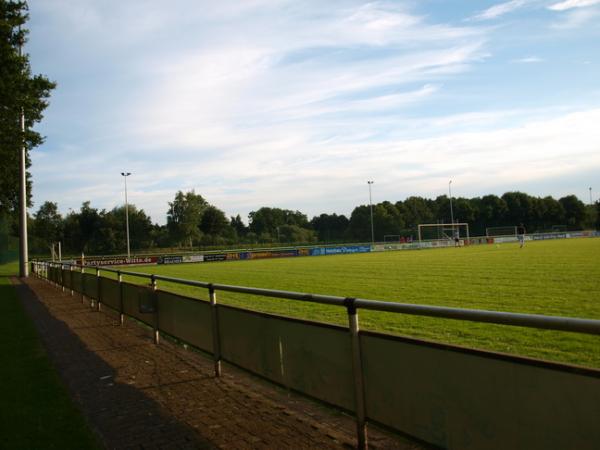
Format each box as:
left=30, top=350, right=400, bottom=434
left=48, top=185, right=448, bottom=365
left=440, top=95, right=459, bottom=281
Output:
left=0, top=261, right=99, bottom=449
left=124, top=238, right=600, bottom=368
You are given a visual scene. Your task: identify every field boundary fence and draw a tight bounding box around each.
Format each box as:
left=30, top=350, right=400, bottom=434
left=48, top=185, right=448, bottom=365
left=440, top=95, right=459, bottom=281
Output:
left=33, top=260, right=600, bottom=450
left=48, top=230, right=600, bottom=268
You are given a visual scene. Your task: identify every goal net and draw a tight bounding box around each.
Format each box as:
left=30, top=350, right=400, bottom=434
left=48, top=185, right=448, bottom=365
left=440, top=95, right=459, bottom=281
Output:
left=418, top=223, right=470, bottom=242
left=485, top=226, right=517, bottom=237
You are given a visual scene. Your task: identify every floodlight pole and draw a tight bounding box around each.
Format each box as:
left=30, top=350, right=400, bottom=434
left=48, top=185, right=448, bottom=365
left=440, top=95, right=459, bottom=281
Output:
left=590, top=187, right=593, bottom=206
left=449, top=180, right=455, bottom=237
left=367, top=181, right=374, bottom=244
left=121, top=172, right=131, bottom=258
left=18, top=31, right=28, bottom=278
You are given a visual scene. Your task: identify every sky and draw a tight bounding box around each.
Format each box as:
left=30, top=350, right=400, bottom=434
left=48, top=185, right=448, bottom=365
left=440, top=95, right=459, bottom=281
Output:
left=25, top=0, right=600, bottom=225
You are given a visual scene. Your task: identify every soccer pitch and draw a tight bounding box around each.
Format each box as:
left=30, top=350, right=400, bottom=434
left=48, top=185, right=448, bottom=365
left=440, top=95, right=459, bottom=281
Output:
left=129, top=238, right=600, bottom=368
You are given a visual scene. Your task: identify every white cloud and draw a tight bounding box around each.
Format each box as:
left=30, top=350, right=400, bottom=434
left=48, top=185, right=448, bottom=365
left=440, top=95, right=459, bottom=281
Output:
left=511, top=56, right=544, bottom=63
left=470, top=0, right=527, bottom=21
left=548, top=0, right=600, bottom=11
left=31, top=107, right=600, bottom=223
left=26, top=1, right=600, bottom=223
left=550, top=6, right=600, bottom=27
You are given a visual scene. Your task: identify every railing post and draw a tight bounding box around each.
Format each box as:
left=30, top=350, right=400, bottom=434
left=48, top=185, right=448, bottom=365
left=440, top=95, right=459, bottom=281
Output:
left=61, top=264, right=65, bottom=292
left=96, top=267, right=102, bottom=311
left=118, top=271, right=124, bottom=325
left=81, top=265, right=85, bottom=304
left=70, top=265, right=74, bottom=296
left=151, top=275, right=160, bottom=344
left=209, top=283, right=222, bottom=377
left=346, top=298, right=368, bottom=450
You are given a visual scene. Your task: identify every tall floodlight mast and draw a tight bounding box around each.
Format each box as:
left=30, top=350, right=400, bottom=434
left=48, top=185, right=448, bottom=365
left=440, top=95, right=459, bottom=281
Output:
left=18, top=29, right=28, bottom=277
left=449, top=180, right=455, bottom=238
left=367, top=181, right=375, bottom=244
left=121, top=172, right=132, bottom=258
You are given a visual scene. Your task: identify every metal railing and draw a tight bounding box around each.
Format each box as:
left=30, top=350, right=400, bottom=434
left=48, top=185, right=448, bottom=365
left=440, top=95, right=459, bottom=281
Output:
left=32, top=260, right=600, bottom=449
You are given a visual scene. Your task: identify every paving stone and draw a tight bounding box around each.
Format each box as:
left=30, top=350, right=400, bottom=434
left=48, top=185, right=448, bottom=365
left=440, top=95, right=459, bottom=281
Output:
left=15, top=276, right=425, bottom=450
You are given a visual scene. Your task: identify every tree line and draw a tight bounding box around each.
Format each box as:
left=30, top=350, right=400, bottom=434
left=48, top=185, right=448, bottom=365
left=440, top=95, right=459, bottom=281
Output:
left=28, top=190, right=599, bottom=256
left=0, top=1, right=55, bottom=231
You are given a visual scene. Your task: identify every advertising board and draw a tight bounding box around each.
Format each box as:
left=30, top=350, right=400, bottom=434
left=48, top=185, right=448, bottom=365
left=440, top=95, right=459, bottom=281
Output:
left=78, top=256, right=158, bottom=266
left=182, top=254, right=204, bottom=263
left=158, top=255, right=184, bottom=264
left=309, top=245, right=371, bottom=256
left=203, top=253, right=227, bottom=262
left=249, top=249, right=299, bottom=259
left=532, top=233, right=566, bottom=241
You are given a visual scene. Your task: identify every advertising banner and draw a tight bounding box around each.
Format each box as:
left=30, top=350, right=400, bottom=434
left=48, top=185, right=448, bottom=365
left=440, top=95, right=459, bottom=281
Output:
left=78, top=256, right=158, bottom=267
left=182, top=254, right=204, bottom=263
left=374, top=243, right=423, bottom=251
left=203, top=253, right=227, bottom=262
left=158, top=255, right=184, bottom=264
left=309, top=245, right=371, bottom=256
left=532, top=233, right=566, bottom=241
left=249, top=249, right=299, bottom=259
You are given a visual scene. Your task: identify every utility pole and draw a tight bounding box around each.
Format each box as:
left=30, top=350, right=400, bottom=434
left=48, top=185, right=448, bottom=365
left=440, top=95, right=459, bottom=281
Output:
left=367, top=181, right=375, bottom=244
left=18, top=29, right=28, bottom=277
left=590, top=187, right=593, bottom=206
left=121, top=172, right=131, bottom=258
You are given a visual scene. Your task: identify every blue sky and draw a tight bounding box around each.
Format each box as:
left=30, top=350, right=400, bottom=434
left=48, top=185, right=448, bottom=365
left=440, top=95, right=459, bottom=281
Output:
left=25, top=0, right=600, bottom=224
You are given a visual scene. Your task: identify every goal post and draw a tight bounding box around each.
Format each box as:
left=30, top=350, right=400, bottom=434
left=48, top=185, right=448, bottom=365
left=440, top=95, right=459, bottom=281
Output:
left=485, top=226, right=517, bottom=237
left=418, top=223, right=470, bottom=242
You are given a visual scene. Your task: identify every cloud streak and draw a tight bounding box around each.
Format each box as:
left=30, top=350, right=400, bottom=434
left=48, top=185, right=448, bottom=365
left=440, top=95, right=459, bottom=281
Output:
left=470, top=0, right=527, bottom=21
left=26, top=0, right=600, bottom=224
left=548, top=0, right=600, bottom=11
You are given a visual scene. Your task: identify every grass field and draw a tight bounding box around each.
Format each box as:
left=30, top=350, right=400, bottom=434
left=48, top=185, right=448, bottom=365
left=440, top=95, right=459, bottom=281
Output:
left=0, top=261, right=99, bottom=449
left=123, top=238, right=600, bottom=368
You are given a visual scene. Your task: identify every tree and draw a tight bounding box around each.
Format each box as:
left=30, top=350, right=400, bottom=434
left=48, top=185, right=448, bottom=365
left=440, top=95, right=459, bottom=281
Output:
left=0, top=1, right=55, bottom=220
left=396, top=197, right=434, bottom=229
left=106, top=205, right=154, bottom=251
left=502, top=192, right=535, bottom=228
left=348, top=205, right=372, bottom=241
left=558, top=195, right=586, bottom=230
left=278, top=224, right=317, bottom=244
left=453, top=198, right=477, bottom=226
left=230, top=214, right=248, bottom=238
left=31, top=201, right=62, bottom=248
left=310, top=213, right=349, bottom=242
left=372, top=201, right=405, bottom=240
left=248, top=207, right=310, bottom=236
left=200, top=205, right=229, bottom=237
left=537, top=196, right=564, bottom=231
left=167, top=190, right=207, bottom=247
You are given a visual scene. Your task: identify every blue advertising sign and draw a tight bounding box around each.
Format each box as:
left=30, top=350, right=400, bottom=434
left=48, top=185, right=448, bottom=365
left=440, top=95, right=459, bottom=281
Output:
left=309, top=246, right=371, bottom=256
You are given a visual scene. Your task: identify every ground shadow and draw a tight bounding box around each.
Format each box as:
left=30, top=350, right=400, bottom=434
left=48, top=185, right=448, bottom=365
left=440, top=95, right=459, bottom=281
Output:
left=13, top=278, right=214, bottom=450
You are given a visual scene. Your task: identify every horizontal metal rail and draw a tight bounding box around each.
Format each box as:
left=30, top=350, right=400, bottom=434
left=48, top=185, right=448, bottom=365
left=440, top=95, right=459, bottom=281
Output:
left=45, top=261, right=600, bottom=336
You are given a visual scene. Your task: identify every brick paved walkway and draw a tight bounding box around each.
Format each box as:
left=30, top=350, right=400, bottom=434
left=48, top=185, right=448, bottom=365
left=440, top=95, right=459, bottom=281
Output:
left=15, top=276, right=424, bottom=450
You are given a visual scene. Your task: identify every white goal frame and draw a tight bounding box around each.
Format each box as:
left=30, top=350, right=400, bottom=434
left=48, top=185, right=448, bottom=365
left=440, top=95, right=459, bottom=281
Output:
left=418, top=223, right=470, bottom=242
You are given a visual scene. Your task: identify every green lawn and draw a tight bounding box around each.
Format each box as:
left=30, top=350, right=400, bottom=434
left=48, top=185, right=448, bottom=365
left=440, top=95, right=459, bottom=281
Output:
left=126, top=238, right=600, bottom=368
left=0, top=261, right=99, bottom=449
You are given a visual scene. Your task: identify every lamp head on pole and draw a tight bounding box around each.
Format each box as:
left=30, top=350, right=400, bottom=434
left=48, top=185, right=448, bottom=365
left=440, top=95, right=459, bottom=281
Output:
left=121, top=172, right=131, bottom=177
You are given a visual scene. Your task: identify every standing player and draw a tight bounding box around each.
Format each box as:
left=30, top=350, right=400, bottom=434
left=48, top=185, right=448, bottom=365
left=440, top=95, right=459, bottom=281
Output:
left=517, top=223, right=526, bottom=248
